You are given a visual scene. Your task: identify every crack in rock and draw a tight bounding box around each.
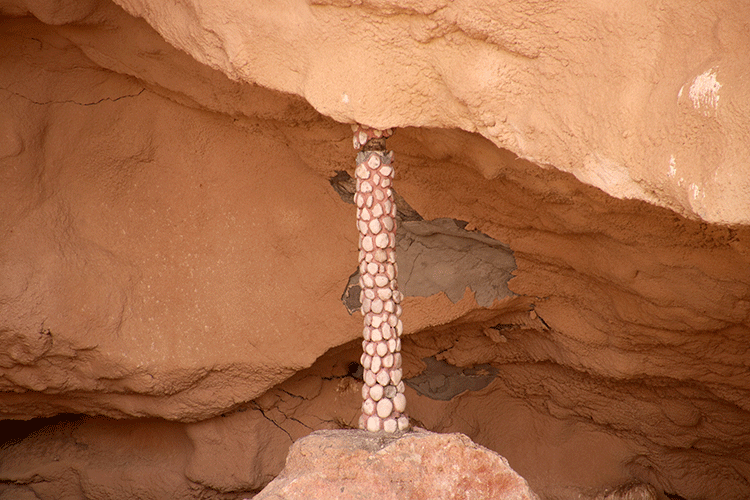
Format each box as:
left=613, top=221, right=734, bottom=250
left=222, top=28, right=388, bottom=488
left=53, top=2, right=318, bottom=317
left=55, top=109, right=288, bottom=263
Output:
left=0, top=86, right=145, bottom=107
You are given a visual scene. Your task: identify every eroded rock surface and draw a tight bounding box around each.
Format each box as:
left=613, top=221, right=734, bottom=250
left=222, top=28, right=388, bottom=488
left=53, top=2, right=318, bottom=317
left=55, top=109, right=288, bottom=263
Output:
left=254, top=428, right=539, bottom=500
left=1, top=1, right=750, bottom=500
left=0, top=410, right=288, bottom=499
left=104, top=0, right=750, bottom=224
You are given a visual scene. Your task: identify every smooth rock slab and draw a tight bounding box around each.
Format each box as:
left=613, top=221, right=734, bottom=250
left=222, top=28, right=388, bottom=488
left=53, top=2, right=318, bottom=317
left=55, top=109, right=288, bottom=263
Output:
left=253, top=428, right=539, bottom=500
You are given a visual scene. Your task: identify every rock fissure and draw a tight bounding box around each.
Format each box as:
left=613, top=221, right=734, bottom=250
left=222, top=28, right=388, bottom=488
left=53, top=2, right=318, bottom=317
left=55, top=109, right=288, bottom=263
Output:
left=0, top=85, right=146, bottom=107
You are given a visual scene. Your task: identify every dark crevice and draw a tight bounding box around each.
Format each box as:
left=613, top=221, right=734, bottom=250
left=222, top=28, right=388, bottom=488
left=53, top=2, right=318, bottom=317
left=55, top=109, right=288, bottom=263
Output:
left=249, top=403, right=293, bottom=443
left=0, top=86, right=146, bottom=107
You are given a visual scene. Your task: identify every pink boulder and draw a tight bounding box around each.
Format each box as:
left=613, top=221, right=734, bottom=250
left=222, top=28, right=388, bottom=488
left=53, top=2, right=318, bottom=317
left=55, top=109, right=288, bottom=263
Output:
left=254, top=428, right=539, bottom=500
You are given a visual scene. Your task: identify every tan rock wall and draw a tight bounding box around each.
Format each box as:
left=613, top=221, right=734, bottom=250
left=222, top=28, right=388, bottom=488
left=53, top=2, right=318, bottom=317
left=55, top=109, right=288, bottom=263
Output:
left=1, top=2, right=749, bottom=500
left=103, top=0, right=750, bottom=224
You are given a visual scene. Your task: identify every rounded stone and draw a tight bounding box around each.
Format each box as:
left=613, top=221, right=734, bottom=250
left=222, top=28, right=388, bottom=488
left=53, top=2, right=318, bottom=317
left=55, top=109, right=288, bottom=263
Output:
left=371, top=203, right=383, bottom=217
left=396, top=304, right=403, bottom=316
left=383, top=353, right=394, bottom=368
left=369, top=383, right=384, bottom=401
left=389, top=233, right=396, bottom=247
left=393, top=352, right=402, bottom=368
left=387, top=338, right=397, bottom=352
left=358, top=220, right=368, bottom=234
left=364, top=370, right=376, bottom=386
left=362, top=327, right=371, bottom=341
left=361, top=181, right=373, bottom=193
left=397, top=380, right=405, bottom=393
left=362, top=353, right=372, bottom=369
left=371, top=355, right=382, bottom=373
left=398, top=416, right=409, bottom=431
left=384, top=200, right=392, bottom=214
left=366, top=195, right=374, bottom=208
left=383, top=418, right=398, bottom=433
left=363, top=398, right=375, bottom=415
left=384, top=300, right=395, bottom=313
left=375, top=233, right=389, bottom=249
left=376, top=370, right=391, bottom=386
left=369, top=219, right=381, bottom=234
left=361, top=298, right=371, bottom=313
left=375, top=274, right=389, bottom=287
left=358, top=131, right=368, bottom=146
left=396, top=338, right=401, bottom=351
left=367, top=154, right=381, bottom=169
left=362, top=236, right=374, bottom=251
left=381, top=166, right=393, bottom=178
left=380, top=324, right=391, bottom=340
left=384, top=384, right=397, bottom=399
left=371, top=315, right=383, bottom=328
left=372, top=173, right=381, bottom=186
left=365, top=342, right=376, bottom=356
left=367, top=415, right=381, bottom=432
left=376, top=342, right=388, bottom=357
left=396, top=320, right=403, bottom=335
left=371, top=327, right=383, bottom=342
left=364, top=288, right=375, bottom=300
left=390, top=369, right=402, bottom=385
left=388, top=314, right=398, bottom=327
left=361, top=384, right=370, bottom=400
left=356, top=194, right=365, bottom=208
left=356, top=164, right=370, bottom=179
left=377, top=288, right=392, bottom=300
left=374, top=190, right=385, bottom=201
left=393, top=290, right=402, bottom=303
left=373, top=249, right=387, bottom=262
left=376, top=398, right=394, bottom=419
left=371, top=298, right=384, bottom=314
left=394, top=393, right=407, bottom=413
left=383, top=217, right=394, bottom=232
left=367, top=262, right=378, bottom=275
left=361, top=273, right=373, bottom=288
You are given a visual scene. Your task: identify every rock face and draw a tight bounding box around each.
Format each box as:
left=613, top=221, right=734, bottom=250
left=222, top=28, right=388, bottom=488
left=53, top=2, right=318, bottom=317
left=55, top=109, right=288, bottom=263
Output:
left=1, top=1, right=750, bottom=500
left=254, top=429, right=539, bottom=500
left=107, top=0, right=750, bottom=225
left=0, top=410, right=289, bottom=499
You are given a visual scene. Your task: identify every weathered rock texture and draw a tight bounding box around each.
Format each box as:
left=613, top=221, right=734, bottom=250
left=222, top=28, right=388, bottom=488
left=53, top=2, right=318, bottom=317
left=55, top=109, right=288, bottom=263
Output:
left=254, top=428, right=539, bottom=500
left=0, top=410, right=288, bottom=499
left=85, top=0, right=750, bottom=225
left=1, top=1, right=750, bottom=500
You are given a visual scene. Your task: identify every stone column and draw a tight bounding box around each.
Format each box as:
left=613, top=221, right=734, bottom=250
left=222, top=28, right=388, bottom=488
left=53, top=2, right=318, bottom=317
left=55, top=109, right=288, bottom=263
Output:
left=352, top=124, right=408, bottom=433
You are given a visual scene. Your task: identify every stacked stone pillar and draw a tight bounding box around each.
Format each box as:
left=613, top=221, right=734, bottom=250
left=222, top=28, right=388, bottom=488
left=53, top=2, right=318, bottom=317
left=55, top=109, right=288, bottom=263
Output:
left=352, top=124, right=409, bottom=433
